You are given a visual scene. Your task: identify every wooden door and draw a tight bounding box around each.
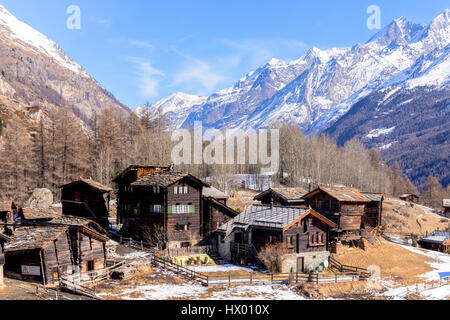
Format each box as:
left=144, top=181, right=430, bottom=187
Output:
left=297, top=257, right=304, bottom=273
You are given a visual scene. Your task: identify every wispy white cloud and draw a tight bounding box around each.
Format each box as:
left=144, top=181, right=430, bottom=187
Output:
left=217, top=38, right=309, bottom=66
left=90, top=16, right=112, bottom=27
left=126, top=57, right=165, bottom=98
left=171, top=56, right=227, bottom=95
left=128, top=40, right=155, bottom=50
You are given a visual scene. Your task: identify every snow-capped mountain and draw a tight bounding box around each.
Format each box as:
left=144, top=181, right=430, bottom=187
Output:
left=152, top=10, right=449, bottom=134
left=135, top=92, right=207, bottom=129
left=0, top=4, right=128, bottom=123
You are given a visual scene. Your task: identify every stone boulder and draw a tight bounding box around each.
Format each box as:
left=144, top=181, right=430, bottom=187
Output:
left=27, top=188, right=53, bottom=208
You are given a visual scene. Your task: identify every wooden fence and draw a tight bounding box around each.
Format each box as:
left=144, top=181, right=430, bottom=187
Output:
left=151, top=255, right=370, bottom=287
left=329, top=256, right=371, bottom=279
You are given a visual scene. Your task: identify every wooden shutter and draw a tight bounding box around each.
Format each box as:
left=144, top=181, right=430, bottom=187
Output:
left=189, top=205, right=195, bottom=213
left=168, top=205, right=173, bottom=214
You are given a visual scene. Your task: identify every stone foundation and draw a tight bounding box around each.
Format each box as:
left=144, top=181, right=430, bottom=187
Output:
left=281, top=251, right=330, bottom=273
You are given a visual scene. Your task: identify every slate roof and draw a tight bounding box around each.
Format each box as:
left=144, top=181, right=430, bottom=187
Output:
left=60, top=178, right=112, bottom=193
left=5, top=226, right=67, bottom=252
left=203, top=186, right=228, bottom=199
left=132, top=172, right=209, bottom=188
left=218, top=205, right=336, bottom=236
left=254, top=188, right=308, bottom=202
left=361, top=192, right=384, bottom=202
left=20, top=206, right=62, bottom=220
left=302, top=186, right=369, bottom=202
left=112, top=165, right=172, bottom=183
left=421, top=230, right=450, bottom=244
left=0, top=199, right=14, bottom=212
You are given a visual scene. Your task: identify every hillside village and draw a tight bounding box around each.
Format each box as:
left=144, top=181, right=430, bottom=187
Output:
left=0, top=165, right=449, bottom=300
left=0, top=3, right=448, bottom=303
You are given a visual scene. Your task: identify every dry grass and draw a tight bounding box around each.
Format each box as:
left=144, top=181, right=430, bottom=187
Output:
left=382, top=197, right=449, bottom=235
left=333, top=237, right=434, bottom=285
left=227, top=189, right=259, bottom=212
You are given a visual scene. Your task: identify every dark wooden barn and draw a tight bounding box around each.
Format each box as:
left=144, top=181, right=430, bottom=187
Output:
left=399, top=193, right=420, bottom=204
left=60, top=178, right=113, bottom=229
left=113, top=165, right=173, bottom=225
left=4, top=226, right=73, bottom=285
left=117, top=171, right=209, bottom=249
left=254, top=188, right=308, bottom=207
left=442, top=199, right=450, bottom=216
left=419, top=230, right=450, bottom=253
left=202, top=186, right=238, bottom=237
left=301, top=186, right=382, bottom=241
left=0, top=232, right=10, bottom=286
left=0, top=199, right=17, bottom=236
left=217, top=205, right=336, bottom=272
left=3, top=217, right=108, bottom=285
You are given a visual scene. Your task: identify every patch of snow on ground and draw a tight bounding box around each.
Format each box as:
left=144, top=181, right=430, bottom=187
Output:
left=189, top=265, right=254, bottom=273
left=102, top=283, right=303, bottom=300
left=366, top=126, right=396, bottom=139
left=400, top=245, right=450, bottom=281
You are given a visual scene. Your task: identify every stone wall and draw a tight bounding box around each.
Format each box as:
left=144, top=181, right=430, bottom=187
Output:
left=281, top=251, right=330, bottom=273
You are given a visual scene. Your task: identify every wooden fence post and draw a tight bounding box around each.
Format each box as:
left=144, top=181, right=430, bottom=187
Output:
left=271, top=273, right=274, bottom=284
left=229, top=273, right=231, bottom=286
left=250, top=272, right=253, bottom=285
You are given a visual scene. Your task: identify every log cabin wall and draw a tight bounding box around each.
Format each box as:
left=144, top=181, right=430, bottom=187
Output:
left=77, top=233, right=106, bottom=273
left=306, top=192, right=340, bottom=224
left=42, top=231, right=73, bottom=284
left=364, top=202, right=380, bottom=228
left=62, top=184, right=109, bottom=218
left=166, top=180, right=202, bottom=245
left=339, top=203, right=365, bottom=231
left=284, top=218, right=329, bottom=253
left=202, top=199, right=234, bottom=236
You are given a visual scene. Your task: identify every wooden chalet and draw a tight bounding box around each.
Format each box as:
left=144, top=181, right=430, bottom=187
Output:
left=217, top=205, right=336, bottom=272
left=117, top=170, right=209, bottom=248
left=4, top=217, right=108, bottom=285
left=60, top=178, right=113, bottom=229
left=113, top=165, right=173, bottom=225
left=0, top=232, right=10, bottom=286
left=254, top=187, right=308, bottom=207
left=301, top=186, right=383, bottom=242
left=0, top=199, right=17, bottom=236
left=399, top=193, right=420, bottom=204
left=202, top=186, right=238, bottom=237
left=419, top=230, right=450, bottom=253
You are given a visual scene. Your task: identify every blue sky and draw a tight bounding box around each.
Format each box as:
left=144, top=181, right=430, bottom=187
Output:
left=1, top=0, right=448, bottom=108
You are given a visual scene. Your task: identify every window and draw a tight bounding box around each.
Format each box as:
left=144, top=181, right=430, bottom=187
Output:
left=87, top=260, right=95, bottom=272
left=176, top=224, right=190, bottom=231
left=174, top=186, right=189, bottom=194
left=170, top=204, right=194, bottom=214
left=153, top=186, right=161, bottom=193
left=150, top=205, right=162, bottom=213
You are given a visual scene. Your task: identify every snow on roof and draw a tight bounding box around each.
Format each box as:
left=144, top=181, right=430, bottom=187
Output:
left=421, top=230, right=450, bottom=244
left=203, top=186, right=228, bottom=199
